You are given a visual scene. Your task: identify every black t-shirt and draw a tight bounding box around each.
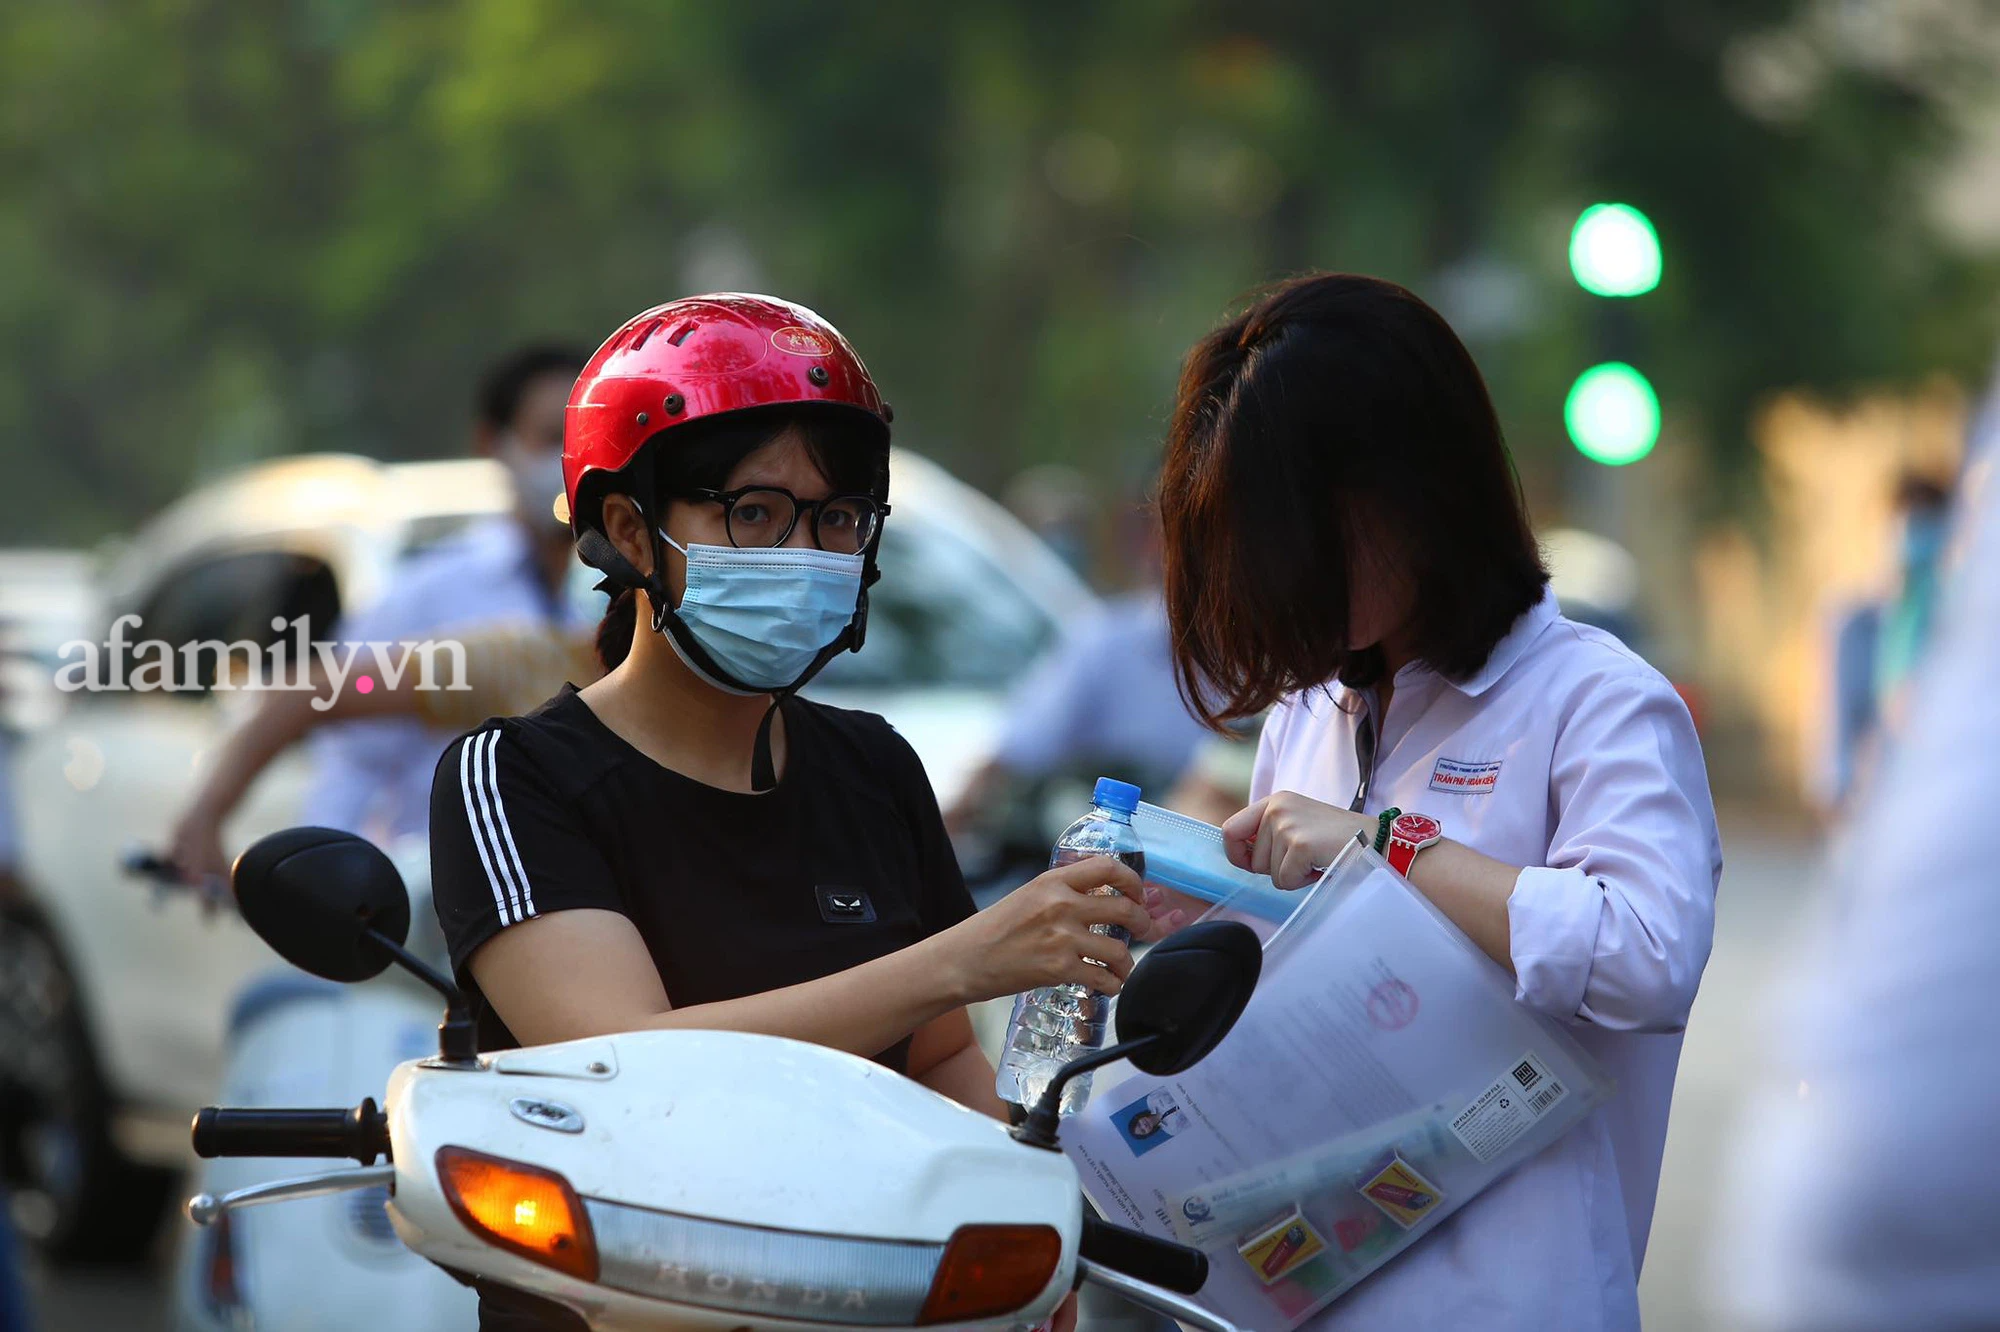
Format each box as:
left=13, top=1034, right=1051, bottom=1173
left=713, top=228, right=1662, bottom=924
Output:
left=428, top=685, right=975, bottom=1074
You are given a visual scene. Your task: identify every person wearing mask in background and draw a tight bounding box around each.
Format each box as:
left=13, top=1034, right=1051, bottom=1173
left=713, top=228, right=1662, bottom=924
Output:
left=427, top=295, right=1159, bottom=1331
left=1147, top=273, right=1722, bottom=1329
left=1815, top=471, right=1954, bottom=812
left=169, top=345, right=590, bottom=877
left=1709, top=417, right=1996, bottom=1330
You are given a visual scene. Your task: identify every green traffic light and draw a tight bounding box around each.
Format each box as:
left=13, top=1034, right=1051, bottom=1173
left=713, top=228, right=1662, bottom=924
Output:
left=1566, top=362, right=1659, bottom=465
left=1569, top=203, right=1661, bottom=298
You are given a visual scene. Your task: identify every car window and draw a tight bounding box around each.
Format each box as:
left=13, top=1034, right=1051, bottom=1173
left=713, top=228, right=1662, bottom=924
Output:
left=813, top=521, right=1058, bottom=689
left=123, top=549, right=341, bottom=693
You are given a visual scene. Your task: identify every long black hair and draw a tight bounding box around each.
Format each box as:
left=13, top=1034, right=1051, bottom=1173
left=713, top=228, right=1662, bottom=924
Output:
left=593, top=405, right=889, bottom=671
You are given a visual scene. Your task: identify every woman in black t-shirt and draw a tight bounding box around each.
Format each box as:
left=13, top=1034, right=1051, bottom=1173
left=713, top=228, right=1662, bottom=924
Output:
left=429, top=296, right=1159, bottom=1329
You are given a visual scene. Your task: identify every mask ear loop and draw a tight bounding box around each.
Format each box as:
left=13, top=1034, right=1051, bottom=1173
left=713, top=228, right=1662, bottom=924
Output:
left=645, top=525, right=674, bottom=636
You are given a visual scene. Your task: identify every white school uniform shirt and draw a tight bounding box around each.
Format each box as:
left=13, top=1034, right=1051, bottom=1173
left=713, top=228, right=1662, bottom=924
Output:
left=1253, top=587, right=1722, bottom=1331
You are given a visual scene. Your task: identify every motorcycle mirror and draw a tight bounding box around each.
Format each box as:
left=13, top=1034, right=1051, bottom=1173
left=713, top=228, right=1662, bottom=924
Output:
left=1013, top=920, right=1262, bottom=1151
left=232, top=827, right=411, bottom=983
left=1114, top=920, right=1262, bottom=1076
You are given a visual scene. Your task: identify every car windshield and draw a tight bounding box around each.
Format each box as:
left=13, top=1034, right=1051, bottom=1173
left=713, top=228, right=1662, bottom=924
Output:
left=812, top=520, right=1059, bottom=690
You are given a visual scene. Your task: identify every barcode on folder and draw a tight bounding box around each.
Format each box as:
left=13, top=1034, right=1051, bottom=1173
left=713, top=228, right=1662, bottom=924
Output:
left=1450, top=1051, right=1570, bottom=1163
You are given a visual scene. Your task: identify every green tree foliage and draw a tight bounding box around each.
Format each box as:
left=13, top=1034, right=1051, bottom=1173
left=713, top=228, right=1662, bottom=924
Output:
left=0, top=0, right=1992, bottom=541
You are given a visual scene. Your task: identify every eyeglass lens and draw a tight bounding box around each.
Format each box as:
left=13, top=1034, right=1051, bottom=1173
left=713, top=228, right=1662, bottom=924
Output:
left=726, top=489, right=880, bottom=553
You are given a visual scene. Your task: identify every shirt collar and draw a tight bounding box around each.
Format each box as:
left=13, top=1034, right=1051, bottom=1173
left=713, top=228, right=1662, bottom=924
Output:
left=1448, top=584, right=1561, bottom=697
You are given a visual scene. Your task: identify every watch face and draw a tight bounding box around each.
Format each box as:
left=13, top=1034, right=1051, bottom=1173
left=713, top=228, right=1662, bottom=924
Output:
left=1392, top=813, right=1441, bottom=844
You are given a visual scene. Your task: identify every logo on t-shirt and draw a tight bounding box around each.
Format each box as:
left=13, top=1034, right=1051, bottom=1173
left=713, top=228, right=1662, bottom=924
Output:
left=816, top=886, right=877, bottom=924
left=1430, top=756, right=1501, bottom=795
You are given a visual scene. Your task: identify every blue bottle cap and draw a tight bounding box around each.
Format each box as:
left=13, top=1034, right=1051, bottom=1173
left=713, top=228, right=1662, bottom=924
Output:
left=1093, top=777, right=1142, bottom=814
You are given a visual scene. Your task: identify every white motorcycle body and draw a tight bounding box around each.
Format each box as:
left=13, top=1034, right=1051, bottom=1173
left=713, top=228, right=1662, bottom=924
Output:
left=183, top=830, right=1250, bottom=1332
left=379, top=1028, right=1081, bottom=1331
left=172, top=975, right=478, bottom=1331
left=171, top=839, right=477, bottom=1332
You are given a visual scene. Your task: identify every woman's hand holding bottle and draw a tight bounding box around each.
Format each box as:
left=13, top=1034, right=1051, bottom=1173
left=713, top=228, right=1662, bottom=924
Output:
left=938, top=856, right=1156, bottom=1003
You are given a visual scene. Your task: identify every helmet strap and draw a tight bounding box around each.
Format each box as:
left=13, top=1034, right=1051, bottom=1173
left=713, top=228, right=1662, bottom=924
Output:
left=575, top=527, right=657, bottom=601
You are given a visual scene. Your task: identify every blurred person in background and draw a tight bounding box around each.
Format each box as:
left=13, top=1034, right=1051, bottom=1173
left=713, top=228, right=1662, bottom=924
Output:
left=1161, top=721, right=1264, bottom=826
left=1815, top=470, right=1955, bottom=811
left=1002, top=462, right=1095, bottom=576
left=1709, top=429, right=1996, bottom=1330
left=167, top=345, right=589, bottom=877
left=944, top=501, right=1209, bottom=836
left=1151, top=273, right=1721, bottom=1330
left=168, top=622, right=600, bottom=878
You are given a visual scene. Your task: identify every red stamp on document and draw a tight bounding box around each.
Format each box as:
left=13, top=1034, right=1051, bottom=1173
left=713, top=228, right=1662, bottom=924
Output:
left=1366, top=978, right=1419, bottom=1031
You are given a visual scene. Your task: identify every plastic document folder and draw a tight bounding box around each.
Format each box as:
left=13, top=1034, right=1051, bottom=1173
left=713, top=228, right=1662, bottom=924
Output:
left=1065, top=833, right=1613, bottom=1329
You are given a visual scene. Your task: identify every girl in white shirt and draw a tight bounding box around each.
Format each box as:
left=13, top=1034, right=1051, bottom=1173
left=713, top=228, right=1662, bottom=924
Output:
left=1153, top=273, right=1722, bottom=1329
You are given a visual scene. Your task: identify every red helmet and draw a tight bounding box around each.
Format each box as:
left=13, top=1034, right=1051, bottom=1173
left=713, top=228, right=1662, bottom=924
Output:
left=563, top=293, right=889, bottom=535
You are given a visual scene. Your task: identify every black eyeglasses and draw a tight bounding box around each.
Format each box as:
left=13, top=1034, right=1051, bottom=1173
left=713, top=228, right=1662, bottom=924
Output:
left=685, top=486, right=889, bottom=554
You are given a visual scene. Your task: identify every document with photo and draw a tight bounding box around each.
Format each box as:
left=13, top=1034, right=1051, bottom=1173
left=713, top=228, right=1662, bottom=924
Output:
left=1064, top=842, right=1613, bottom=1330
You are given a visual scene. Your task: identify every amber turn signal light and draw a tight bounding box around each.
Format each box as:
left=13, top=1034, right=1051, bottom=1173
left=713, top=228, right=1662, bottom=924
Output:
left=918, top=1223, right=1063, bottom=1325
left=436, top=1146, right=598, bottom=1282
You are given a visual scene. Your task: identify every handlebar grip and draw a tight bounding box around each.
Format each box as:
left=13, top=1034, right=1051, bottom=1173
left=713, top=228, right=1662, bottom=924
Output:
left=123, top=850, right=179, bottom=882
left=192, top=1100, right=390, bottom=1165
left=1080, top=1213, right=1208, bottom=1295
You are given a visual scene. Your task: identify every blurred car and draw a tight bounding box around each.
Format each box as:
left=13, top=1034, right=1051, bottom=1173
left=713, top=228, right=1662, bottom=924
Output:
left=0, top=449, right=1095, bottom=1260
left=0, top=548, right=99, bottom=733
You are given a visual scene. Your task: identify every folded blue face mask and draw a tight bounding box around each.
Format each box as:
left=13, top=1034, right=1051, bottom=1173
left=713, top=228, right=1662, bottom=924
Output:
left=656, top=531, right=865, bottom=692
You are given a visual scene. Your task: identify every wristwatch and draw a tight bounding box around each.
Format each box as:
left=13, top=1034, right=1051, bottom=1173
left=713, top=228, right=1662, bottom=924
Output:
left=1384, top=812, right=1443, bottom=876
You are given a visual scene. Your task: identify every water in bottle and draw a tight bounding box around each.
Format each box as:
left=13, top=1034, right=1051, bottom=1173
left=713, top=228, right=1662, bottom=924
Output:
left=995, top=777, right=1146, bottom=1117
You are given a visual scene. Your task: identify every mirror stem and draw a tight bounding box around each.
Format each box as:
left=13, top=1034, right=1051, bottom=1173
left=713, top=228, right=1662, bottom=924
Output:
left=364, top=927, right=479, bottom=1065
left=1012, top=1033, right=1160, bottom=1151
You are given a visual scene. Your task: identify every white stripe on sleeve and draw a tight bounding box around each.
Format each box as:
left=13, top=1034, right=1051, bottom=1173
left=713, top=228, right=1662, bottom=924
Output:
left=483, top=733, right=538, bottom=920
left=473, top=731, right=527, bottom=923
left=459, top=732, right=513, bottom=928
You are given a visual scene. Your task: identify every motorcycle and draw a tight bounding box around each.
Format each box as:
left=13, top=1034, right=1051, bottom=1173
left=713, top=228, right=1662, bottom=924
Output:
left=125, top=847, right=476, bottom=1331
left=180, top=825, right=1261, bottom=1330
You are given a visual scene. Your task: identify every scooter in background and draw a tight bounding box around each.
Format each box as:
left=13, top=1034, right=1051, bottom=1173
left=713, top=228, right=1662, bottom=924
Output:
left=179, top=826, right=1261, bottom=1331
left=126, top=845, right=476, bottom=1331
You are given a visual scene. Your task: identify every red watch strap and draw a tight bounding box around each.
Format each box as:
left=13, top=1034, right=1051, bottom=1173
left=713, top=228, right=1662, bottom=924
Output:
left=1386, top=838, right=1420, bottom=876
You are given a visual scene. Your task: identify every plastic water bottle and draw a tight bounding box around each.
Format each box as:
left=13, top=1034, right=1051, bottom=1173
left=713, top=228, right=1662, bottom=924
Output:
left=995, top=777, right=1145, bottom=1117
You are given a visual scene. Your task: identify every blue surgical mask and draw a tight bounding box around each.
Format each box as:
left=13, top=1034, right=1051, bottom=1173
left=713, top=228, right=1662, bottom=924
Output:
left=657, top=531, right=865, bottom=692
left=501, top=441, right=566, bottom=519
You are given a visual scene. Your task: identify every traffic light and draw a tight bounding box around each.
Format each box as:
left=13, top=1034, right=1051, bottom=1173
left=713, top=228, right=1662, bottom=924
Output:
left=1564, top=362, right=1659, bottom=467
left=1569, top=204, right=1661, bottom=298
left=1566, top=202, right=1660, bottom=465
